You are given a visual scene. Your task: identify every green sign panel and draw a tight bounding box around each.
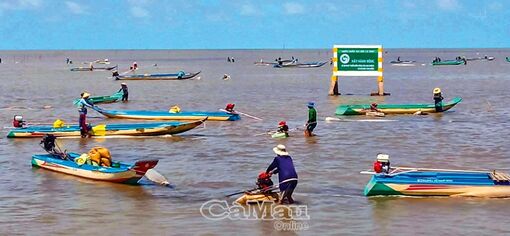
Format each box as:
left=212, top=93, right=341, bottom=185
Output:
left=336, top=48, right=379, bottom=72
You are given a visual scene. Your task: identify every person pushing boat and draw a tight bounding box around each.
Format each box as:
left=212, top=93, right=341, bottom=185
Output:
left=305, top=102, right=317, bottom=137
left=118, top=83, right=129, bottom=102
left=266, top=144, right=298, bottom=204
left=433, top=88, right=444, bottom=112
left=77, top=92, right=95, bottom=137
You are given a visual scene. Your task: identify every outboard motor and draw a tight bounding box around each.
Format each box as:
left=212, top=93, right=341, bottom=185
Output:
left=13, top=115, right=25, bottom=128
left=256, top=172, right=274, bottom=192
left=374, top=153, right=391, bottom=174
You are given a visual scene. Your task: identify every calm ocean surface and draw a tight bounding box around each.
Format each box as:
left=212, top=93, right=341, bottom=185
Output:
left=0, top=49, right=509, bottom=235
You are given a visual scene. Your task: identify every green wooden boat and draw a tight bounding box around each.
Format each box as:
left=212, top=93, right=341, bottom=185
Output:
left=73, top=92, right=123, bottom=106
left=336, top=97, right=462, bottom=115
left=431, top=60, right=465, bottom=66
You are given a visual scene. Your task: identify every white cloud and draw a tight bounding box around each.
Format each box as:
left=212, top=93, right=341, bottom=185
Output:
left=0, top=0, right=42, bottom=12
left=65, top=1, right=87, bottom=15
left=240, top=4, right=259, bottom=16
left=283, top=2, right=304, bottom=15
left=128, top=0, right=150, bottom=18
left=487, top=2, right=503, bottom=11
left=436, top=0, right=460, bottom=11
left=131, top=6, right=149, bottom=18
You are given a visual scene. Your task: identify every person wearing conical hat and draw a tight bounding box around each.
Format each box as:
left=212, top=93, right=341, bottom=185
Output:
left=78, top=92, right=94, bottom=137
left=433, top=88, right=444, bottom=112
left=266, top=144, right=298, bottom=204
left=118, top=83, right=129, bottom=102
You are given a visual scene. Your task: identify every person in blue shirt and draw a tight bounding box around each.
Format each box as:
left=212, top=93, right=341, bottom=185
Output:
left=77, top=92, right=94, bottom=137
left=266, top=144, right=298, bottom=204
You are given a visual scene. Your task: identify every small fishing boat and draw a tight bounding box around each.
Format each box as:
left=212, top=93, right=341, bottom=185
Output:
left=466, top=56, right=495, bottom=61
left=70, top=65, right=117, bottom=71
left=390, top=59, right=416, bottom=66
left=362, top=167, right=510, bottom=197
left=431, top=60, right=465, bottom=66
left=32, top=152, right=158, bottom=184
left=7, top=119, right=205, bottom=138
left=273, top=61, right=327, bottom=68
left=73, top=92, right=123, bottom=105
left=271, top=132, right=288, bottom=139
left=93, top=106, right=240, bottom=121
left=335, top=97, right=462, bottom=115
left=235, top=192, right=279, bottom=204
left=114, top=71, right=201, bottom=80
left=506, top=57, right=510, bottom=62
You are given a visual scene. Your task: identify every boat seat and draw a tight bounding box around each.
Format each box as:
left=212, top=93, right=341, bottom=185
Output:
left=490, top=171, right=510, bottom=184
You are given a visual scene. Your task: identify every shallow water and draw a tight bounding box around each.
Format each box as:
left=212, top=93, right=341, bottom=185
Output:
left=0, top=49, right=509, bottom=235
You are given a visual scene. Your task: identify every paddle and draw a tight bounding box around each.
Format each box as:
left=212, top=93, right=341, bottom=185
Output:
left=144, top=169, right=171, bottom=186
left=91, top=124, right=106, bottom=136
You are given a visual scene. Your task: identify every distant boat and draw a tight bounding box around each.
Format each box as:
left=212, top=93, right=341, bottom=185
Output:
left=505, top=57, right=510, bottom=62
left=390, top=58, right=416, bottom=66
left=273, top=61, right=327, bottom=68
left=114, top=71, right=201, bottom=80
left=466, top=56, right=495, bottom=61
left=70, top=65, right=117, bottom=71
left=431, top=59, right=466, bottom=66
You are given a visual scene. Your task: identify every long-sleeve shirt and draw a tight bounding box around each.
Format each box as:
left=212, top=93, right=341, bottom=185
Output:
left=266, top=155, right=298, bottom=182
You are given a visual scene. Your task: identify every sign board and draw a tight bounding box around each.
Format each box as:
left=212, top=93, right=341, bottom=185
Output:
left=333, top=45, right=382, bottom=77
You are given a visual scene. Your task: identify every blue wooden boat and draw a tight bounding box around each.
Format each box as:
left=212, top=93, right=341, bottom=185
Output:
left=362, top=167, right=510, bottom=197
left=114, top=71, right=201, bottom=80
left=92, top=106, right=240, bottom=121
left=7, top=119, right=205, bottom=138
left=32, top=152, right=158, bottom=184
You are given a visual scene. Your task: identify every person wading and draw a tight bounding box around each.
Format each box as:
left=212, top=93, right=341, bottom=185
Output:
left=118, top=83, right=129, bottom=102
left=305, top=102, right=317, bottom=137
left=266, top=144, right=298, bottom=204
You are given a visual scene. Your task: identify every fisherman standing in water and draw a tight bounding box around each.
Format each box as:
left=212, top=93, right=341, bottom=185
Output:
left=433, top=88, right=444, bottom=112
left=305, top=102, right=317, bottom=137
left=118, top=83, right=129, bottom=102
left=266, top=144, right=298, bottom=204
left=77, top=92, right=94, bottom=137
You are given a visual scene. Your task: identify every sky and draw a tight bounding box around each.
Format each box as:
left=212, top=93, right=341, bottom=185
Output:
left=0, top=0, right=508, bottom=49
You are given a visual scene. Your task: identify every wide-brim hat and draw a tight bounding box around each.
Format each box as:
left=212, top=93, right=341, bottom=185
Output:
left=82, top=92, right=90, bottom=98
left=307, top=102, right=315, bottom=107
left=121, top=82, right=126, bottom=85
left=273, top=144, right=289, bottom=156
left=433, top=88, right=441, bottom=94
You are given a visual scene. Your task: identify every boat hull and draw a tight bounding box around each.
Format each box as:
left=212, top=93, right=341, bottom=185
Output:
left=70, top=65, right=117, bottom=71
left=93, top=107, right=240, bottom=121
left=115, top=71, right=200, bottom=80
left=335, top=97, right=462, bottom=115
left=431, top=60, right=464, bottom=66
left=73, top=92, right=123, bottom=105
left=364, top=171, right=510, bottom=197
left=7, top=120, right=205, bottom=138
left=235, top=193, right=279, bottom=204
left=32, top=153, right=158, bottom=184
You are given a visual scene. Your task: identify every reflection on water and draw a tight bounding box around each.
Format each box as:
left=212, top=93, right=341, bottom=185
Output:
left=0, top=49, right=509, bottom=234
